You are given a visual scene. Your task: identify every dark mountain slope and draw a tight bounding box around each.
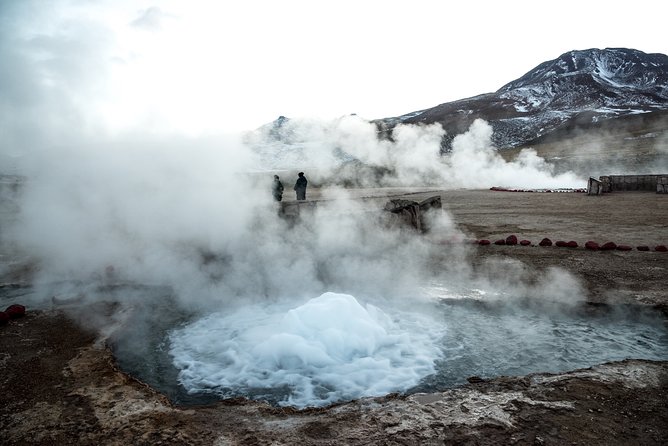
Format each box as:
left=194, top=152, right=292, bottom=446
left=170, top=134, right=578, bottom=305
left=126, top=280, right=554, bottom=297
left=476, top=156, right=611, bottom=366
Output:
left=380, top=48, right=668, bottom=150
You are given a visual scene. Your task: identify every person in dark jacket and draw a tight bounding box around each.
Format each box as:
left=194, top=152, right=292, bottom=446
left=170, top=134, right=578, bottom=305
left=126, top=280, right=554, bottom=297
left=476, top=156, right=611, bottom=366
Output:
left=294, top=172, right=307, bottom=201
left=272, top=175, right=284, bottom=201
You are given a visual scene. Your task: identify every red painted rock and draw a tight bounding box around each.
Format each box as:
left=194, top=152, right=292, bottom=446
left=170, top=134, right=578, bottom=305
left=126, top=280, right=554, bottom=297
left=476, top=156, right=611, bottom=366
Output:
left=555, top=240, right=568, bottom=247
left=5, top=304, right=26, bottom=319
left=0, top=311, right=9, bottom=325
left=505, top=235, right=518, bottom=245
left=519, top=240, right=531, bottom=246
left=566, top=241, right=578, bottom=248
left=478, top=239, right=491, bottom=246
left=585, top=241, right=599, bottom=250
left=539, top=238, right=552, bottom=247
left=656, top=245, right=668, bottom=252
left=601, top=242, right=617, bottom=251
left=616, top=245, right=632, bottom=251
left=637, top=246, right=650, bottom=251
left=494, top=239, right=506, bottom=245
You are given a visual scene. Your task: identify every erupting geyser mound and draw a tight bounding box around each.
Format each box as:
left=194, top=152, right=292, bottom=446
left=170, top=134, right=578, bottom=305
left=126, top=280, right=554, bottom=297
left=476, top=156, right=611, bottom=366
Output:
left=110, top=288, right=668, bottom=410
left=169, top=292, right=445, bottom=408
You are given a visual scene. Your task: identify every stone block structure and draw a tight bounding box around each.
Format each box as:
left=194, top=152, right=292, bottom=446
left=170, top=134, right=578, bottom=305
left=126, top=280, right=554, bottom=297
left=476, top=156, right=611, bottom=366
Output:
left=595, top=174, right=667, bottom=193
left=658, top=176, right=668, bottom=194
left=587, top=177, right=603, bottom=195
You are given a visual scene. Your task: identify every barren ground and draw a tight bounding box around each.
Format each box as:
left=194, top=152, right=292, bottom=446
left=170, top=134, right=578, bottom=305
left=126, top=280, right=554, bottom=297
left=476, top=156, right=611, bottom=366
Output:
left=1, top=189, right=667, bottom=445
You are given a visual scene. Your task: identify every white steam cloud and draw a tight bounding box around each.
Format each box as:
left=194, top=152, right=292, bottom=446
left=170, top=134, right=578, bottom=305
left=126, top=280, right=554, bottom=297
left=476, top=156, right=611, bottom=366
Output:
left=0, top=0, right=589, bottom=311
left=246, top=115, right=584, bottom=189
left=0, top=0, right=605, bottom=409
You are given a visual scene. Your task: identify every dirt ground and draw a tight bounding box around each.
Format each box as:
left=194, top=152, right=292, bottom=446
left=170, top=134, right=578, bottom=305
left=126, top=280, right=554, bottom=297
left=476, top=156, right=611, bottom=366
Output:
left=1, top=189, right=667, bottom=445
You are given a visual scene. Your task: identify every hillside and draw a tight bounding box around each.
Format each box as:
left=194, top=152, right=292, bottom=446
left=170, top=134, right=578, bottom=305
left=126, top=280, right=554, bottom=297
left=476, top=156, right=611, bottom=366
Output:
left=248, top=48, right=668, bottom=178
left=378, top=48, right=668, bottom=152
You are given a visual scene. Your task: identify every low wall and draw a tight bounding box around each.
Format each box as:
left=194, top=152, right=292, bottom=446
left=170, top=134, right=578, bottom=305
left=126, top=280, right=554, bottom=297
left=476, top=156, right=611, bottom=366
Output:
left=598, top=175, right=668, bottom=193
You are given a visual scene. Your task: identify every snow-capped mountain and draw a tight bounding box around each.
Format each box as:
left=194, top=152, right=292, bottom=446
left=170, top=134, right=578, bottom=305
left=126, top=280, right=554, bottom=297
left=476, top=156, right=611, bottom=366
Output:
left=246, top=48, right=668, bottom=174
left=381, top=48, right=668, bottom=150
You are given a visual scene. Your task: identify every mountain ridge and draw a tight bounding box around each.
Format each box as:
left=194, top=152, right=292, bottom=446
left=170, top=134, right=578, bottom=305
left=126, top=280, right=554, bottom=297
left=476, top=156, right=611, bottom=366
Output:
left=379, top=47, right=668, bottom=150
left=248, top=48, right=668, bottom=177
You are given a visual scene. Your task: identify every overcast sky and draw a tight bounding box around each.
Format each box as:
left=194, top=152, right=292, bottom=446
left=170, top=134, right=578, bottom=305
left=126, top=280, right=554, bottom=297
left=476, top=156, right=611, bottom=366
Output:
left=1, top=0, right=667, bottom=135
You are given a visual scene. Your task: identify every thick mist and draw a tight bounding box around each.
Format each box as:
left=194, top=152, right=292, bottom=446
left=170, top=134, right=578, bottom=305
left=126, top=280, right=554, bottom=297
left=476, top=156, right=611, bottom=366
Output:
left=5, top=116, right=591, bottom=313
left=246, top=115, right=585, bottom=189
left=1, top=1, right=629, bottom=410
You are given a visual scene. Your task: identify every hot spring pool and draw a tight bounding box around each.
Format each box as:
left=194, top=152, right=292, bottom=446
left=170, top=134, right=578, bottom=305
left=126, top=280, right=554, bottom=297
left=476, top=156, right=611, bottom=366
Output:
left=107, top=289, right=668, bottom=409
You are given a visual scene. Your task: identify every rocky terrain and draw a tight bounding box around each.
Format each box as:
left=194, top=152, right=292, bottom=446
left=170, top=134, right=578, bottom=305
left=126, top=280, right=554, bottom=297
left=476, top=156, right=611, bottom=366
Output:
left=2, top=47, right=667, bottom=445
left=1, top=188, right=667, bottom=445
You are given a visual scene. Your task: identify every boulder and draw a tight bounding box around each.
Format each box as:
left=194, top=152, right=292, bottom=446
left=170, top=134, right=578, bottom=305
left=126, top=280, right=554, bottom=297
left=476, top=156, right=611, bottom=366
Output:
left=555, top=240, right=568, bottom=247
left=494, top=239, right=506, bottom=245
left=0, top=311, right=9, bottom=325
left=601, top=242, right=617, bottom=251
left=519, top=240, right=531, bottom=246
left=5, top=304, right=26, bottom=319
left=637, top=245, right=650, bottom=251
left=616, top=245, right=632, bottom=251
left=478, top=239, right=491, bottom=246
left=505, top=235, right=518, bottom=245
left=384, top=196, right=442, bottom=233
left=585, top=241, right=600, bottom=250
left=566, top=241, right=578, bottom=248
left=539, top=238, right=552, bottom=247
left=656, top=245, right=668, bottom=252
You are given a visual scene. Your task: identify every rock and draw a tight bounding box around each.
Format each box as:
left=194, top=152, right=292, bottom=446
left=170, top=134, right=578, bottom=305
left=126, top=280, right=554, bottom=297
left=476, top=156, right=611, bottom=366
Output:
left=601, top=242, right=617, bottom=250
left=616, top=245, right=632, bottom=251
left=637, top=245, right=650, bottom=251
left=494, top=239, right=506, bottom=245
left=384, top=196, right=442, bottom=233
left=505, top=235, right=518, bottom=245
left=566, top=241, right=578, bottom=248
left=555, top=240, right=568, bottom=247
left=0, top=311, right=9, bottom=325
left=656, top=245, right=667, bottom=252
left=585, top=241, right=600, bottom=250
left=478, top=239, right=491, bottom=246
left=519, top=240, right=531, bottom=246
left=466, top=376, right=485, bottom=383
left=5, top=304, right=26, bottom=319
left=539, top=238, right=552, bottom=246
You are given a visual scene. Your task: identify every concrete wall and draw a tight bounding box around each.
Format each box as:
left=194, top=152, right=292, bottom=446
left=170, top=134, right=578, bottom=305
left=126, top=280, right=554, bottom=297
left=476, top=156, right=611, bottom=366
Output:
left=599, top=174, right=667, bottom=193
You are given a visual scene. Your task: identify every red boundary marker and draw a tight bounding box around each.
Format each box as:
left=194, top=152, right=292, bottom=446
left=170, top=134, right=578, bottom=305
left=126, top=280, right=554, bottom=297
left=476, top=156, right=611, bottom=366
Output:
left=470, top=237, right=665, bottom=252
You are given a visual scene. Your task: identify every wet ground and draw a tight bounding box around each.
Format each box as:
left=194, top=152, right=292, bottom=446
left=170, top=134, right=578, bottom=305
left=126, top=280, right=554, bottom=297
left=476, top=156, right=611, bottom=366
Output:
left=1, top=188, right=667, bottom=445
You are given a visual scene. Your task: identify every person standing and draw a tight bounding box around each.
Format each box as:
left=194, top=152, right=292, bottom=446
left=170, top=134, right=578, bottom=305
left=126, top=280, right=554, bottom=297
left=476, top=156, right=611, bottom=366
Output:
left=294, top=172, right=307, bottom=201
left=272, top=175, right=284, bottom=201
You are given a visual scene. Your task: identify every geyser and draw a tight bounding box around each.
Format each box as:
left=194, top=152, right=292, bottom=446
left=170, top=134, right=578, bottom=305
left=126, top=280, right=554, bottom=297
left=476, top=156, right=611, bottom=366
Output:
left=169, top=292, right=446, bottom=408
left=107, top=287, right=668, bottom=409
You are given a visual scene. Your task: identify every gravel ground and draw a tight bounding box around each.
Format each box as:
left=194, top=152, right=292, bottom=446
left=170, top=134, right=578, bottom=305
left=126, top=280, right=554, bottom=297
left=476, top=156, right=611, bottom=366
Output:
left=1, top=189, right=667, bottom=445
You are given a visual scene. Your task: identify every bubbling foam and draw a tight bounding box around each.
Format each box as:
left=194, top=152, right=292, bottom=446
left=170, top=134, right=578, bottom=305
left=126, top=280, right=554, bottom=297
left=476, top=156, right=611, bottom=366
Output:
left=168, top=292, right=446, bottom=407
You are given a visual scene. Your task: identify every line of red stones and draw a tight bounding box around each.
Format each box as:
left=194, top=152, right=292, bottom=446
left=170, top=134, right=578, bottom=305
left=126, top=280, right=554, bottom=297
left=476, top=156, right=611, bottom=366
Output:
left=475, top=235, right=667, bottom=252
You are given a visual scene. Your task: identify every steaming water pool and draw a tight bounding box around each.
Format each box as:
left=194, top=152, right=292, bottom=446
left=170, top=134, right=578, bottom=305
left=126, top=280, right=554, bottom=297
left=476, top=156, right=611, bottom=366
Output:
left=4, top=285, right=665, bottom=409
left=105, top=290, right=668, bottom=409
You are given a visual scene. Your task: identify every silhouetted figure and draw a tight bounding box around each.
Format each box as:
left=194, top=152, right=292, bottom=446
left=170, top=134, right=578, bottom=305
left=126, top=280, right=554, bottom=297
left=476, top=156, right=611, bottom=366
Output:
left=294, top=172, right=307, bottom=201
left=272, top=175, right=284, bottom=201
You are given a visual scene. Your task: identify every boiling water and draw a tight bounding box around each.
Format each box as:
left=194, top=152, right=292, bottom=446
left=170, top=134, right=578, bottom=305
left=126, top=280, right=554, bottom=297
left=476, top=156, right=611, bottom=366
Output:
left=169, top=292, right=446, bottom=407
left=3, top=286, right=666, bottom=408
left=115, top=290, right=667, bottom=408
